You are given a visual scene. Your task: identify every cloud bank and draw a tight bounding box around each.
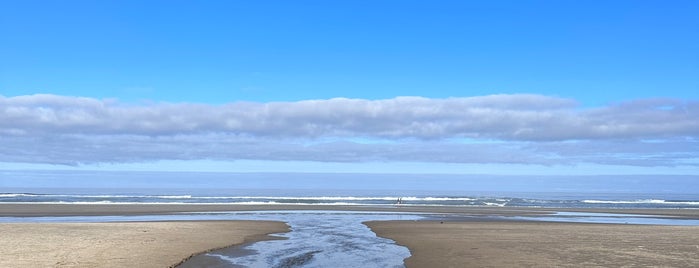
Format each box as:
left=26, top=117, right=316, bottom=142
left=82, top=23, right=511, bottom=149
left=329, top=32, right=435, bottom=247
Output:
left=1, top=94, right=697, bottom=166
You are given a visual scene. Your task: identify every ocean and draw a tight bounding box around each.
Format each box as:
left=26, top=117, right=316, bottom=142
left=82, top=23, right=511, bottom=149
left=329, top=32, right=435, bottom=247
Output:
left=2, top=188, right=698, bottom=209
left=2, top=171, right=698, bottom=209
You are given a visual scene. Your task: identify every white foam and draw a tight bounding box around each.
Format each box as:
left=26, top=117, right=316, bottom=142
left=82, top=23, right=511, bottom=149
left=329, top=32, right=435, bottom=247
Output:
left=582, top=199, right=699, bottom=205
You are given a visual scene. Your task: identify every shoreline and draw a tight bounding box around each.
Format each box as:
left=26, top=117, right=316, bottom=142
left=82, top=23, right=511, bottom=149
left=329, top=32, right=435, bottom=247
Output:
left=1, top=203, right=698, bottom=218
left=172, top=228, right=288, bottom=268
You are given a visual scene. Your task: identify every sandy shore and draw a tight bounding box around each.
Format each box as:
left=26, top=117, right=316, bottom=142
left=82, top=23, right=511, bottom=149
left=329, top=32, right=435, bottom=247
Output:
left=2, top=204, right=698, bottom=267
left=0, top=221, right=288, bottom=268
left=367, top=221, right=699, bottom=267
left=2, top=203, right=698, bottom=218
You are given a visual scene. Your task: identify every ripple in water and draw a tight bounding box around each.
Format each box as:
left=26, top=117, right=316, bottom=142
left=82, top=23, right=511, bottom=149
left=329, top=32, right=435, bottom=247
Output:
left=179, top=211, right=422, bottom=268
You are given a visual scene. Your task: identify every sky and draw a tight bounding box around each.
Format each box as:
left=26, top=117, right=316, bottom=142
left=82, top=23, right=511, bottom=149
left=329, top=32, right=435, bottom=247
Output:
left=1, top=0, right=698, bottom=179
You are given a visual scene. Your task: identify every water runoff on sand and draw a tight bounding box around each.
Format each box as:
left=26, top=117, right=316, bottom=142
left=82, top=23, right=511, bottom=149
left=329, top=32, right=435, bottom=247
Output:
left=177, top=211, right=421, bottom=268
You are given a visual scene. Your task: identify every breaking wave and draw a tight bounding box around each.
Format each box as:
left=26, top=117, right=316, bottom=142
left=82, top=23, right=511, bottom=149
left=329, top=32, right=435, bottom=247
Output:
left=2, top=193, right=697, bottom=208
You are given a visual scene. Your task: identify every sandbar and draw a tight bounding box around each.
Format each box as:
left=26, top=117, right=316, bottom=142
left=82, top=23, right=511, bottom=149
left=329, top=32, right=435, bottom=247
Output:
left=0, top=221, right=288, bottom=268
left=367, top=220, right=699, bottom=267
left=2, top=203, right=697, bottom=218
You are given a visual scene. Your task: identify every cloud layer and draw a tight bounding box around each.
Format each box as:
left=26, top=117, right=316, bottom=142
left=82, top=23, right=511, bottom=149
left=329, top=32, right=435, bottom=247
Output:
left=1, top=94, right=697, bottom=166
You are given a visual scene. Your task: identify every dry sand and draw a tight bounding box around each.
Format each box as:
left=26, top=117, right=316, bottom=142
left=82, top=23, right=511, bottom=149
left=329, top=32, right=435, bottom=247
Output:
left=0, top=221, right=288, bottom=268
left=367, top=221, right=699, bottom=268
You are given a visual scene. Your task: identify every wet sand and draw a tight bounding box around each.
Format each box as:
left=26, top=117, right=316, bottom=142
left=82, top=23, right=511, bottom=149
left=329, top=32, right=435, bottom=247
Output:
left=367, top=221, right=699, bottom=267
left=2, top=203, right=698, bottom=218
left=1, top=204, right=698, bottom=267
left=0, top=221, right=288, bottom=268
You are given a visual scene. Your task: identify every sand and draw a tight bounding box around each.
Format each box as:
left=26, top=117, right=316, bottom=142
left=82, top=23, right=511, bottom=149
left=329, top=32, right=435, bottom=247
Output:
left=0, top=221, right=288, bottom=268
left=367, top=220, right=699, bottom=267
left=2, top=204, right=698, bottom=267
left=2, top=203, right=697, bottom=218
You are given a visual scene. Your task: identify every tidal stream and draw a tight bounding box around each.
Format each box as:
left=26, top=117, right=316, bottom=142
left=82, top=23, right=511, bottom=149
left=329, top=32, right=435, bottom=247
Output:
left=177, top=211, right=422, bottom=268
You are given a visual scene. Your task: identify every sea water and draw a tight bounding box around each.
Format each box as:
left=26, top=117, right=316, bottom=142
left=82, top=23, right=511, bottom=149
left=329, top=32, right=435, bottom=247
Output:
left=3, top=172, right=698, bottom=209
left=2, top=188, right=699, bottom=209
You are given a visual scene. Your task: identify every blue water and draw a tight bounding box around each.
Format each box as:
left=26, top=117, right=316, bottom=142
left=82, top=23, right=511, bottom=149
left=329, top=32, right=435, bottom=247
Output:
left=3, top=171, right=698, bottom=208
left=2, top=188, right=698, bottom=209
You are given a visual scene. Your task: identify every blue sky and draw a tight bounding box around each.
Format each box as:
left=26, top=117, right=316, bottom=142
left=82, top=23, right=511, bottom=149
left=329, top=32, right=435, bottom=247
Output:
left=1, top=0, right=698, bottom=177
left=3, top=0, right=697, bottom=104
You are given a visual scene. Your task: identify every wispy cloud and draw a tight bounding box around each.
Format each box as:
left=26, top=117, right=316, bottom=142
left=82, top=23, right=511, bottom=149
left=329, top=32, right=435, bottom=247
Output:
left=1, top=94, right=697, bottom=166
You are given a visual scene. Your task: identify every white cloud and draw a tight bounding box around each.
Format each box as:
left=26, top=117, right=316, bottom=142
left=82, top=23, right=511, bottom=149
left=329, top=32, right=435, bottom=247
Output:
left=1, top=94, right=697, bottom=166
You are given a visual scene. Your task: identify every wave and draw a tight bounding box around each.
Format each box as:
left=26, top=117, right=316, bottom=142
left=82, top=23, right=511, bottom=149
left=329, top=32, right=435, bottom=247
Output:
left=0, top=193, right=194, bottom=199
left=0, top=202, right=507, bottom=207
left=150, top=195, right=193, bottom=199
left=1, top=201, right=373, bottom=206
left=0, top=193, right=35, bottom=197
left=3, top=193, right=697, bottom=208
left=190, top=196, right=475, bottom=201
left=582, top=199, right=699, bottom=205
left=69, top=194, right=195, bottom=199
left=192, top=196, right=400, bottom=200
left=1, top=194, right=475, bottom=201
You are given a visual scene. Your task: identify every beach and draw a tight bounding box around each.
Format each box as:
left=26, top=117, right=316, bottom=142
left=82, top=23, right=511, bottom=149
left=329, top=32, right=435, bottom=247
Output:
left=367, top=220, right=699, bottom=267
left=3, top=203, right=699, bottom=217
left=0, top=221, right=288, bottom=268
left=1, top=204, right=698, bottom=267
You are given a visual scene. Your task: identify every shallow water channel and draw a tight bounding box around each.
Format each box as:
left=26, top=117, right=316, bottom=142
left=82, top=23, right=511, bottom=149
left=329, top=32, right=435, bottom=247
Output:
left=177, top=211, right=423, bottom=268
